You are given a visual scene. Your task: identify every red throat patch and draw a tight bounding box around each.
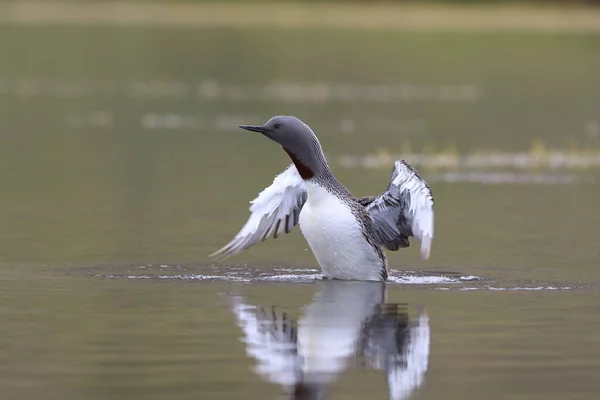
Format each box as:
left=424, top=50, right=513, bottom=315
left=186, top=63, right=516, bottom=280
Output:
left=283, top=147, right=315, bottom=180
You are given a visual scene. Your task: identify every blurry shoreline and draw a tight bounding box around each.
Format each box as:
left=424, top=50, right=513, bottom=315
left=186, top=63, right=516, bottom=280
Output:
left=1, top=1, right=600, bottom=31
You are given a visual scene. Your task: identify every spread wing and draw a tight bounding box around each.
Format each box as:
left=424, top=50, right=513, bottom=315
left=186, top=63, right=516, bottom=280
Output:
left=358, top=160, right=434, bottom=259
left=210, top=164, right=307, bottom=260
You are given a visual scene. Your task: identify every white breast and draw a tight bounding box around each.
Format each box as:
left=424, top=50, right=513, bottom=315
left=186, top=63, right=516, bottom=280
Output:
left=298, top=182, right=385, bottom=281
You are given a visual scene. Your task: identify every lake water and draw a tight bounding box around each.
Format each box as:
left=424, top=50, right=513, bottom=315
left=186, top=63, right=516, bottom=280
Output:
left=1, top=22, right=599, bottom=400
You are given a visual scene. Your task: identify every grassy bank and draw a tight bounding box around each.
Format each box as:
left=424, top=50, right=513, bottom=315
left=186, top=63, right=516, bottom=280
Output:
left=1, top=1, right=599, bottom=31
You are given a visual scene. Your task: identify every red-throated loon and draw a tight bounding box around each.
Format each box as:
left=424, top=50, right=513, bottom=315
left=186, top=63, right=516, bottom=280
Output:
left=210, top=116, right=435, bottom=282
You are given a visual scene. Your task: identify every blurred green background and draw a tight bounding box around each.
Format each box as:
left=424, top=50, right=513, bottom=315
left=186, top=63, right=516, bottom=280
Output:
left=1, top=1, right=599, bottom=400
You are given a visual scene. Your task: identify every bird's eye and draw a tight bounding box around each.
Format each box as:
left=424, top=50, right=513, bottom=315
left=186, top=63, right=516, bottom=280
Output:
left=274, top=123, right=281, bottom=129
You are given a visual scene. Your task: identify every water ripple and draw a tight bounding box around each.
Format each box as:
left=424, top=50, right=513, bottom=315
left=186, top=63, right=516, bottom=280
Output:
left=99, top=264, right=580, bottom=291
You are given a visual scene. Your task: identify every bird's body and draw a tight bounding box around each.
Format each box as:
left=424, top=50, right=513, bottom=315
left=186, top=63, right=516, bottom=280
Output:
left=210, top=116, right=434, bottom=282
left=299, top=180, right=387, bottom=281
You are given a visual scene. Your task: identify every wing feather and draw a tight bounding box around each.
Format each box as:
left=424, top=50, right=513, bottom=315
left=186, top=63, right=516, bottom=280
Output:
left=362, top=160, right=434, bottom=259
left=210, top=164, right=307, bottom=260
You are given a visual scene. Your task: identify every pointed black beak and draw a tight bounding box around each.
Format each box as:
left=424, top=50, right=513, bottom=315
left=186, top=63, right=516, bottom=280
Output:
left=239, top=124, right=268, bottom=134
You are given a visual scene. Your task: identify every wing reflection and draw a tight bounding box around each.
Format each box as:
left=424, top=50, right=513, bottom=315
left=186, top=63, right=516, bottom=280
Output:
left=229, top=281, right=430, bottom=400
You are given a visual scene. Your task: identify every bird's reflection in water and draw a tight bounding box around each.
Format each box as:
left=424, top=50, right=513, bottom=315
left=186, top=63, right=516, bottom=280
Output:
left=229, top=281, right=430, bottom=400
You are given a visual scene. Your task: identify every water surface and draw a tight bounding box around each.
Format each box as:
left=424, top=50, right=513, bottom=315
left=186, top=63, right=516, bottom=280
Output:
left=1, top=23, right=599, bottom=400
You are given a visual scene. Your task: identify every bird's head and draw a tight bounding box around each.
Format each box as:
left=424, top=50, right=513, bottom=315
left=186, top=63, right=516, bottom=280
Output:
left=239, top=116, right=327, bottom=180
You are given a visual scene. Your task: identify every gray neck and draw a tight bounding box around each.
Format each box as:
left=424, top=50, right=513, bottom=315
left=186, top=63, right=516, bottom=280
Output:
left=282, top=130, right=355, bottom=198
left=285, top=145, right=356, bottom=202
left=283, top=133, right=334, bottom=181
left=304, top=146, right=334, bottom=180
